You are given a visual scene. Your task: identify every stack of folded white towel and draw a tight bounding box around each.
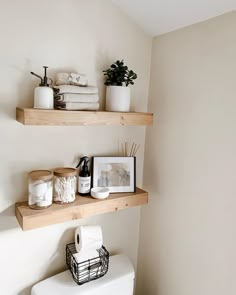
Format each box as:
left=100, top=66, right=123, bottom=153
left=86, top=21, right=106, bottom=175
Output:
left=53, top=72, right=99, bottom=111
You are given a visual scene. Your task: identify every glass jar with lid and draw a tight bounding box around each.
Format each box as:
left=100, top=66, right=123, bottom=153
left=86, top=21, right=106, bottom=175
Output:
left=28, top=170, right=53, bottom=209
left=53, top=168, right=77, bottom=204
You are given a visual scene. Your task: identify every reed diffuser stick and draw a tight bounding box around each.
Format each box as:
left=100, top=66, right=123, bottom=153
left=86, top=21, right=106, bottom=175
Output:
left=120, top=141, right=140, bottom=157
left=131, top=143, right=137, bottom=156
left=129, top=142, right=134, bottom=157
left=133, top=144, right=140, bottom=156
left=121, top=143, right=125, bottom=156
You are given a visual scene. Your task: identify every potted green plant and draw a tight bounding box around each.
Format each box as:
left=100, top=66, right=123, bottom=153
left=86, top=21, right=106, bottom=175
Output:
left=103, top=60, right=137, bottom=112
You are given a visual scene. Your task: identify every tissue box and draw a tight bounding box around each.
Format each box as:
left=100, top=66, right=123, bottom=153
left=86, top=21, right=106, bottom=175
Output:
left=66, top=242, right=109, bottom=285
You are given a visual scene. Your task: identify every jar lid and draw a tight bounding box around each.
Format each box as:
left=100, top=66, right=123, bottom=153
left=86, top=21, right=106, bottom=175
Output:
left=54, top=167, right=77, bottom=177
left=29, top=170, right=53, bottom=181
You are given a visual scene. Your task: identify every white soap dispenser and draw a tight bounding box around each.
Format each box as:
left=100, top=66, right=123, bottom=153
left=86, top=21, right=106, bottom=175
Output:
left=31, top=66, right=54, bottom=109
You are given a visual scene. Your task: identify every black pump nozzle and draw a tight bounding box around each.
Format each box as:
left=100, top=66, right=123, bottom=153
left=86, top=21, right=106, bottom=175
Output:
left=76, top=156, right=89, bottom=170
left=30, top=71, right=43, bottom=84
left=43, top=66, right=49, bottom=86
left=30, top=66, right=52, bottom=86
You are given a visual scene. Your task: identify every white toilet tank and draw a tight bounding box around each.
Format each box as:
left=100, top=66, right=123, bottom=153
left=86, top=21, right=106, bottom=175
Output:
left=31, top=254, right=135, bottom=295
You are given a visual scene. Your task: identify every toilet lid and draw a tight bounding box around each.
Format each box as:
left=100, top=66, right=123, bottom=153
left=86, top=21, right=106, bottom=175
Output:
left=31, top=254, right=134, bottom=295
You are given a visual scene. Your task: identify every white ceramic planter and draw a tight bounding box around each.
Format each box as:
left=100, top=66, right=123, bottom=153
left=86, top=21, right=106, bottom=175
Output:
left=105, top=86, right=131, bottom=112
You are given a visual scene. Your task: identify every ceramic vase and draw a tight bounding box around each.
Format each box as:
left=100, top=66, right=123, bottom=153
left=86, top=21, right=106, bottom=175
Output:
left=105, top=86, right=131, bottom=112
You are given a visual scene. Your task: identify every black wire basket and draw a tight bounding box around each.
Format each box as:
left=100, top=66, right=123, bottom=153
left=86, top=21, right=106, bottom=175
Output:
left=66, top=242, right=109, bottom=285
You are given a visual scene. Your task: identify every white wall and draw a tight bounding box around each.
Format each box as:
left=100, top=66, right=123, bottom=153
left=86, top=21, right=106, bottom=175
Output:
left=0, top=1, right=152, bottom=294
left=137, top=11, right=236, bottom=295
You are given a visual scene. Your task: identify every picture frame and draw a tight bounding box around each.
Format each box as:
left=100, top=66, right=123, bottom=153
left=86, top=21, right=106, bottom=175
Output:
left=92, top=157, right=136, bottom=193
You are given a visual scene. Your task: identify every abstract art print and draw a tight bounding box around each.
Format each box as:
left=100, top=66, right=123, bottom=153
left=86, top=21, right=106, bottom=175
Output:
left=92, top=157, right=136, bottom=193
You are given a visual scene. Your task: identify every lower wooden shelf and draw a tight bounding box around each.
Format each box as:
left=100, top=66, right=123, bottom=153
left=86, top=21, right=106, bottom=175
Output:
left=15, top=187, right=148, bottom=231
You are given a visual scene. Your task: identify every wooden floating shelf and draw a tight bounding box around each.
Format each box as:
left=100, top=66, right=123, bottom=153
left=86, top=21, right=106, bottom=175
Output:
left=16, top=108, right=153, bottom=126
left=15, top=187, right=148, bottom=231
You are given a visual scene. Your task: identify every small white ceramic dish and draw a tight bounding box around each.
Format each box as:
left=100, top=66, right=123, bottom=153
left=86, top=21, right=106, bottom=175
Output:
left=91, top=187, right=110, bottom=199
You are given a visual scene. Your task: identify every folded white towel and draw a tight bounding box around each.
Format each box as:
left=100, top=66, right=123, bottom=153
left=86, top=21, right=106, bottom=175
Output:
left=54, top=85, right=98, bottom=94
left=56, top=93, right=99, bottom=103
left=55, top=102, right=99, bottom=111
left=56, top=72, right=88, bottom=86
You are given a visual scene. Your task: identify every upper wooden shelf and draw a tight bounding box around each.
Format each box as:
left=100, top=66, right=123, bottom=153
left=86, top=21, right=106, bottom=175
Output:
left=16, top=108, right=153, bottom=126
left=15, top=187, right=148, bottom=231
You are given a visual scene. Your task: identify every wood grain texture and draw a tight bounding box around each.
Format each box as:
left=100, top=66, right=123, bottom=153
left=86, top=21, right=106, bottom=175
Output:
left=15, top=187, right=148, bottom=230
left=16, top=108, right=153, bottom=126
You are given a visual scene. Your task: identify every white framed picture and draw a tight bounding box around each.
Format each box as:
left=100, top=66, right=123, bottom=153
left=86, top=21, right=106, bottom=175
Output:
left=92, top=157, right=136, bottom=193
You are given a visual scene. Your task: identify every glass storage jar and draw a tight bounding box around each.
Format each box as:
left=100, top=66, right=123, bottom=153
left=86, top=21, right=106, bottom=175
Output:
left=53, top=168, right=77, bottom=204
left=28, top=170, right=53, bottom=209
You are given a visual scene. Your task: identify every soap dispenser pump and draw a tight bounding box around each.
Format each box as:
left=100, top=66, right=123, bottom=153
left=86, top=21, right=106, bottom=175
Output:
left=76, top=156, right=91, bottom=196
left=30, top=66, right=54, bottom=109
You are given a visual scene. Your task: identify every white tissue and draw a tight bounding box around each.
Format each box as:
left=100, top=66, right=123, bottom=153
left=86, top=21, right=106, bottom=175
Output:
left=71, top=249, right=100, bottom=277
left=73, top=249, right=99, bottom=263
left=75, top=225, right=103, bottom=253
